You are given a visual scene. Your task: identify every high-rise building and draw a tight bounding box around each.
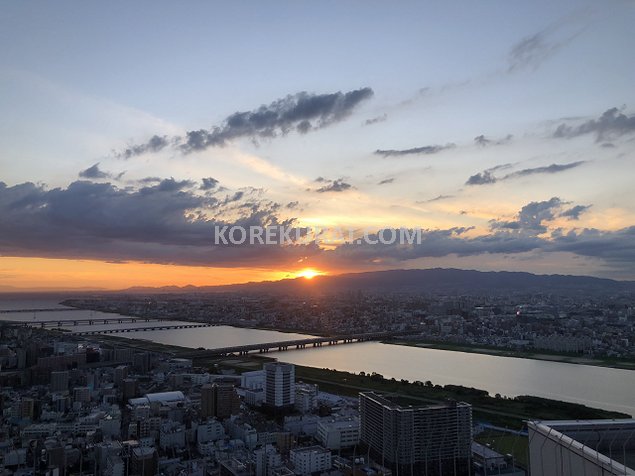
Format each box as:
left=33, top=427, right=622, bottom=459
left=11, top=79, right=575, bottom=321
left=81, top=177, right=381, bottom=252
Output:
left=201, top=382, right=240, bottom=419
left=264, top=362, right=295, bottom=409
left=50, top=370, right=69, bottom=393
left=359, top=392, right=472, bottom=476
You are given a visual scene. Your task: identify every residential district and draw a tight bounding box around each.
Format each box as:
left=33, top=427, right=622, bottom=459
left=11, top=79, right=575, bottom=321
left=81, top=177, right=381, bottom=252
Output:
left=66, top=292, right=635, bottom=359
left=1, top=323, right=634, bottom=476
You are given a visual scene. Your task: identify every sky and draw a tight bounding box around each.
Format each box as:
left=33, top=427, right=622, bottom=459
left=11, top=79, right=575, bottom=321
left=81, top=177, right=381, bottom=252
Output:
left=1, top=1, right=635, bottom=290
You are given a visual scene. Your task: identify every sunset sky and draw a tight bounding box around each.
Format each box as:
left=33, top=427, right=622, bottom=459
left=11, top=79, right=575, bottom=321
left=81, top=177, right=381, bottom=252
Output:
left=1, top=1, right=635, bottom=290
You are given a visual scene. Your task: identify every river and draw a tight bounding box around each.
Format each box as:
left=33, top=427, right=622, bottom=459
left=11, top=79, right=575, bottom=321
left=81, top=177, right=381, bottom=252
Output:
left=2, top=298, right=634, bottom=416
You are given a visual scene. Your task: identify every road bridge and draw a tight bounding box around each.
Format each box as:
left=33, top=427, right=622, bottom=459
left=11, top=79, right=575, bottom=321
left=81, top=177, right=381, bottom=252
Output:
left=180, top=331, right=408, bottom=358
left=0, top=308, right=84, bottom=314
left=72, top=323, right=212, bottom=335
left=1, top=316, right=173, bottom=328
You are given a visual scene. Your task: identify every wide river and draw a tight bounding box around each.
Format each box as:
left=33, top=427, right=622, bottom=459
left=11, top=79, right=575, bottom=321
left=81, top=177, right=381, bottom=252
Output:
left=2, top=299, right=634, bottom=416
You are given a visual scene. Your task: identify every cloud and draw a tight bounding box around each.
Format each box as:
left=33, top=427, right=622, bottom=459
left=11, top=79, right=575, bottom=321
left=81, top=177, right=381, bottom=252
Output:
left=423, top=194, right=454, bottom=203
left=79, top=163, right=110, bottom=179
left=560, top=204, right=591, bottom=220
left=466, top=161, right=585, bottom=186
left=315, top=178, right=352, bottom=193
left=200, top=177, right=219, bottom=191
left=364, top=113, right=388, bottom=126
left=117, top=135, right=170, bottom=159
left=374, top=143, right=456, bottom=157
left=0, top=180, right=315, bottom=268
left=118, top=88, right=374, bottom=157
left=466, top=171, right=497, bottom=186
left=474, top=134, right=513, bottom=147
left=378, top=178, right=394, bottom=185
left=553, top=107, right=635, bottom=142
left=490, top=197, right=563, bottom=234
left=507, top=16, right=586, bottom=73
left=2, top=181, right=633, bottom=276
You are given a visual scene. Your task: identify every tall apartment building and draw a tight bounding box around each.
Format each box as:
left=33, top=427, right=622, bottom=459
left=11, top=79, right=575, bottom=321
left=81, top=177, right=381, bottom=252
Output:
left=50, top=370, right=69, bottom=393
left=359, top=392, right=472, bottom=476
left=201, top=382, right=240, bottom=419
left=263, top=362, right=295, bottom=409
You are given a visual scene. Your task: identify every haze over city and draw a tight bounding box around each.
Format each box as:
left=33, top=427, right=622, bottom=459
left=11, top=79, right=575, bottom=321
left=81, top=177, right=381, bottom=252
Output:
left=1, top=1, right=634, bottom=290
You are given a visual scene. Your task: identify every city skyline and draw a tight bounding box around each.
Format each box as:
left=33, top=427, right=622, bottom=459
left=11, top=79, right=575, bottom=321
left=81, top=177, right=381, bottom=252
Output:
left=1, top=1, right=635, bottom=290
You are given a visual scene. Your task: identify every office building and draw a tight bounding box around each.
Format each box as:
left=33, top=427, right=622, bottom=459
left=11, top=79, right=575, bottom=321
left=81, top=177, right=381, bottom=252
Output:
left=289, top=445, right=332, bottom=475
left=264, top=362, right=295, bottom=409
left=359, top=392, right=472, bottom=476
left=201, top=382, right=240, bottom=419
left=317, top=416, right=360, bottom=450
left=50, top=370, right=69, bottom=393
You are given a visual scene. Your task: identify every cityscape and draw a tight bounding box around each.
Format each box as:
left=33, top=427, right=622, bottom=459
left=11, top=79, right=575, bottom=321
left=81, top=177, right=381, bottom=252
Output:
left=1, top=1, right=635, bottom=475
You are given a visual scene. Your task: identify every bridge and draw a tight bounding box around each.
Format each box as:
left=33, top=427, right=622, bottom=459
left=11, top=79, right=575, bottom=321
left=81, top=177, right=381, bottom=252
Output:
left=179, top=331, right=408, bottom=358
left=2, top=316, right=173, bottom=328
left=72, top=323, right=213, bottom=335
left=0, top=308, right=84, bottom=314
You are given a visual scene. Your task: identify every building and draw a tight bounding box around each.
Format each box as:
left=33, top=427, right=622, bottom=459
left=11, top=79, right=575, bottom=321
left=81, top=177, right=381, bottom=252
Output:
left=317, top=416, right=360, bottom=450
left=50, top=370, right=69, bottom=392
left=359, top=392, right=472, bottom=476
left=289, top=445, right=332, bottom=475
left=264, top=362, right=295, bottom=410
left=201, top=382, right=240, bottom=419
left=528, top=419, right=635, bottom=475
left=295, top=383, right=319, bottom=413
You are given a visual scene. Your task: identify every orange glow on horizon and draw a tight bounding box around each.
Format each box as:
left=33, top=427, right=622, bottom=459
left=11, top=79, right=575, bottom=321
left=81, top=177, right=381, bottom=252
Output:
left=0, top=256, right=311, bottom=291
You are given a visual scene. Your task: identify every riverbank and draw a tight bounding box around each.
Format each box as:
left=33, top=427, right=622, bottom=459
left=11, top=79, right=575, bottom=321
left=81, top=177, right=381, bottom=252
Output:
left=86, top=333, right=631, bottom=428
left=384, top=339, right=635, bottom=371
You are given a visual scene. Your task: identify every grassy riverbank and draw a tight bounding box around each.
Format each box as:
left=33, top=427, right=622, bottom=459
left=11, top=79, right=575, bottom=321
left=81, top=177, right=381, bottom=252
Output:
left=384, top=339, right=635, bottom=371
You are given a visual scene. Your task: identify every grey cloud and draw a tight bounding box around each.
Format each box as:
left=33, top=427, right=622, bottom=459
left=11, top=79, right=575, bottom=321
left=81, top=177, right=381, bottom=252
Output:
left=466, top=161, right=585, bottom=186
left=375, top=143, right=455, bottom=157
left=364, top=114, right=388, bottom=126
left=0, top=180, right=316, bottom=268
left=560, top=204, right=591, bottom=220
left=378, top=178, right=394, bottom=185
left=119, top=88, right=374, bottom=157
left=200, top=177, right=219, bottom=190
left=507, top=18, right=584, bottom=73
left=553, top=107, right=635, bottom=142
left=474, top=134, right=513, bottom=147
left=138, top=177, right=162, bottom=184
left=315, top=178, right=352, bottom=193
left=117, top=135, right=170, bottom=159
left=466, top=171, right=497, bottom=186
left=507, top=161, right=585, bottom=179
left=424, top=194, right=454, bottom=203
left=490, top=197, right=563, bottom=234
left=79, top=163, right=110, bottom=179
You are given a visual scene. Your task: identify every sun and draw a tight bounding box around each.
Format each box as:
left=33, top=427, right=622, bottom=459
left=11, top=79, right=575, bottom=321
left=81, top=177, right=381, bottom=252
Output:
left=297, top=268, right=322, bottom=280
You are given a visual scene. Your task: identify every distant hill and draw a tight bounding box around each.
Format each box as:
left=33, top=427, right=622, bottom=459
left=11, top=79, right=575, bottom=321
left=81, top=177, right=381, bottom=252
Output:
left=120, top=268, right=635, bottom=296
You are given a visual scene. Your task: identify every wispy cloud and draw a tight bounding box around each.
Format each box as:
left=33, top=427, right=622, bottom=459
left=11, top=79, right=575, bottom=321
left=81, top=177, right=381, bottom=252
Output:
left=507, top=14, right=589, bottom=73
left=375, top=143, right=455, bottom=157
left=560, top=204, right=591, bottom=220
left=363, top=113, right=388, bottom=126
left=466, top=161, right=585, bottom=186
left=553, top=107, right=635, bottom=142
left=312, top=177, right=353, bottom=193
left=79, top=163, right=124, bottom=180
left=474, top=134, right=513, bottom=147
left=377, top=178, right=394, bottom=185
left=118, top=88, right=374, bottom=158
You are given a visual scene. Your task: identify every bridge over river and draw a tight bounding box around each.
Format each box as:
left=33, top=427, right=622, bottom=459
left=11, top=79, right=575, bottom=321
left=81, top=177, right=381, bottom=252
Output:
left=179, top=331, right=408, bottom=358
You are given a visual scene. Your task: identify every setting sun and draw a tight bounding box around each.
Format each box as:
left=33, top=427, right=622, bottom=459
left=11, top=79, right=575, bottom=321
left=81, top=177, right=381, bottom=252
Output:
left=297, top=268, right=322, bottom=280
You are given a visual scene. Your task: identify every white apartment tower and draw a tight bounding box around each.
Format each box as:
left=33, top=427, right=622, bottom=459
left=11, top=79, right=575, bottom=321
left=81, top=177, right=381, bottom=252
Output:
left=263, top=362, right=295, bottom=409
